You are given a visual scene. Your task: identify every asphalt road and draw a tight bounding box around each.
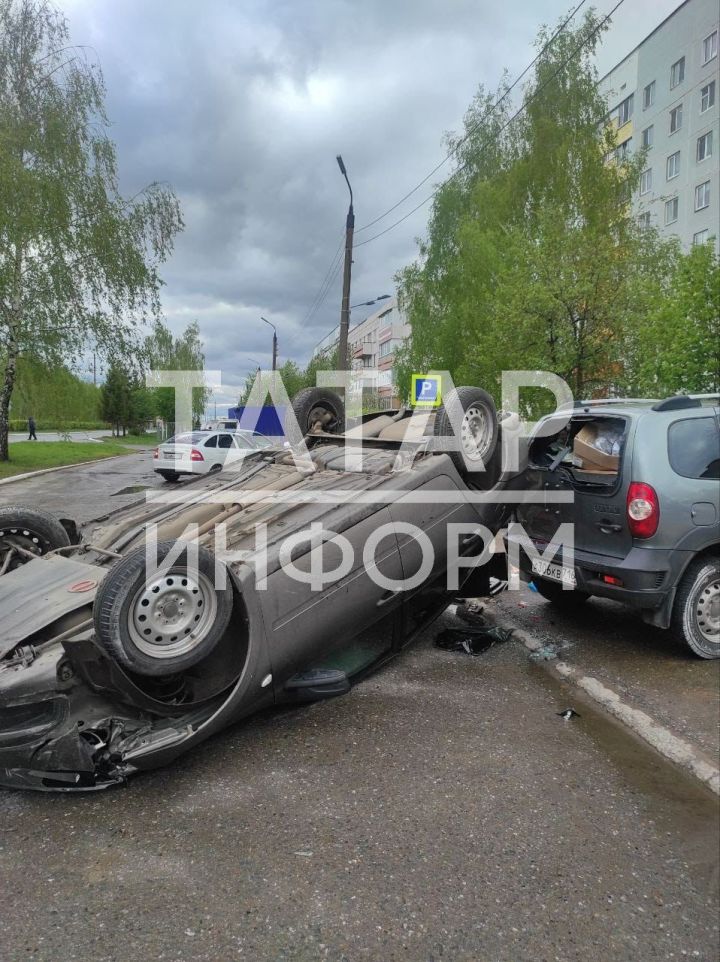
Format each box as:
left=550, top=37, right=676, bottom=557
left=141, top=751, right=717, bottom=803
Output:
left=0, top=457, right=718, bottom=960
left=492, top=589, right=720, bottom=764
left=0, top=615, right=717, bottom=962
left=0, top=450, right=167, bottom=524
left=9, top=430, right=116, bottom=443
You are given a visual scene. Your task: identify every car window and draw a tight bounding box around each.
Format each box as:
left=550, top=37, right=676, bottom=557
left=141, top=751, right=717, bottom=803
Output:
left=252, top=433, right=273, bottom=448
left=169, top=433, right=206, bottom=445
left=235, top=431, right=258, bottom=448
left=668, top=417, right=720, bottom=479
left=218, top=434, right=234, bottom=449
left=204, top=435, right=218, bottom=448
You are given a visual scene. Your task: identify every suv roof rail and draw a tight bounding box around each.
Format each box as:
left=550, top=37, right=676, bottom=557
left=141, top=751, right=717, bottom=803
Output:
left=685, top=393, right=720, bottom=401
left=652, top=395, right=703, bottom=412
left=575, top=397, right=658, bottom=407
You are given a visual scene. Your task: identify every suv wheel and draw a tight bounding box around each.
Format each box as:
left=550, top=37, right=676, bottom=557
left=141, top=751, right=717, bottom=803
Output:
left=533, top=578, right=591, bottom=606
left=671, top=556, right=720, bottom=660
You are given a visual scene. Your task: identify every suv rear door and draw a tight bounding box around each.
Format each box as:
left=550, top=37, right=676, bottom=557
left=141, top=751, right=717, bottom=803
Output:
left=517, top=413, right=635, bottom=561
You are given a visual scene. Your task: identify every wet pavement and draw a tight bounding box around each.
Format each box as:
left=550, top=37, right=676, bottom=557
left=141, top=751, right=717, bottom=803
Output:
left=0, top=613, right=718, bottom=962
left=0, top=451, right=172, bottom=525
left=492, top=589, right=720, bottom=763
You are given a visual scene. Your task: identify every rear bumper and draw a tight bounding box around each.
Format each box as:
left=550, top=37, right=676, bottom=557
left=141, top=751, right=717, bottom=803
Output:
left=506, top=533, right=688, bottom=611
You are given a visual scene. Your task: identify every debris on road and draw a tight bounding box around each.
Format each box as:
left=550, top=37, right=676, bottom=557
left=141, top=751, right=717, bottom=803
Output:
left=557, top=708, right=581, bottom=720
left=434, top=624, right=513, bottom=655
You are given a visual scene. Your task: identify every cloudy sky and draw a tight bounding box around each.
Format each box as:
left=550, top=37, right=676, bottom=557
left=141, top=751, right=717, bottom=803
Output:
left=61, top=0, right=680, bottom=407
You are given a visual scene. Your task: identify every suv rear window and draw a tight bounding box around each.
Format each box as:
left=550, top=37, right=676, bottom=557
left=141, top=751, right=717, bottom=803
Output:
left=668, top=417, right=720, bottom=479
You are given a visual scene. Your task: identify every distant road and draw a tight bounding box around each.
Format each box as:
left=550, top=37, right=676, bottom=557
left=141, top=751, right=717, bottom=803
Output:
left=9, top=429, right=115, bottom=443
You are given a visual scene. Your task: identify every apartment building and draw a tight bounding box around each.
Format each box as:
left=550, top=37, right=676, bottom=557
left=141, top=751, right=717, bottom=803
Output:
left=312, top=297, right=411, bottom=408
left=599, top=0, right=719, bottom=248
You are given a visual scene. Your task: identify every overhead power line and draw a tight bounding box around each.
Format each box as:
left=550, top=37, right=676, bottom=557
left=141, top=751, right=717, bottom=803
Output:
left=355, top=0, right=590, bottom=236
left=299, top=232, right=345, bottom=329
left=353, top=0, right=624, bottom=250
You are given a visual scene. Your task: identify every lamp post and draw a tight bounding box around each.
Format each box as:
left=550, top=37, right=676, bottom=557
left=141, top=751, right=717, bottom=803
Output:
left=261, top=317, right=278, bottom=371
left=336, top=155, right=354, bottom=371
left=350, top=294, right=391, bottom=310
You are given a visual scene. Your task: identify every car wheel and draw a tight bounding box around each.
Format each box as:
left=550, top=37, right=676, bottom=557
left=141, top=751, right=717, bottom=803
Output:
left=158, top=471, right=180, bottom=483
left=433, top=386, right=499, bottom=482
left=209, top=463, right=222, bottom=473
left=671, top=556, right=720, bottom=659
left=289, top=387, right=345, bottom=437
left=532, top=577, right=591, bottom=606
left=93, top=540, right=235, bottom=676
left=0, top=506, right=71, bottom=575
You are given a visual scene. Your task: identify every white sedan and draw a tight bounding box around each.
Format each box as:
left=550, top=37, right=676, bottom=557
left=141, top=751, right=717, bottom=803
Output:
left=153, top=430, right=275, bottom=481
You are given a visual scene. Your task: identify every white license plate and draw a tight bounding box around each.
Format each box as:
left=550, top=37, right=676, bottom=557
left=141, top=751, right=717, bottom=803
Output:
left=532, top=559, right=577, bottom=587
left=163, top=451, right=178, bottom=460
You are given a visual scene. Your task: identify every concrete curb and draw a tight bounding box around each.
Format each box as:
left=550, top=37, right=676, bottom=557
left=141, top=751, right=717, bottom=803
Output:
left=0, top=453, right=136, bottom=487
left=483, top=607, right=720, bottom=797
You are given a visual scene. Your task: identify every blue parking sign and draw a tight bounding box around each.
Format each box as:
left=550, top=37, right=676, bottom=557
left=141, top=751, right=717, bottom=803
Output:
left=411, top=374, right=442, bottom=407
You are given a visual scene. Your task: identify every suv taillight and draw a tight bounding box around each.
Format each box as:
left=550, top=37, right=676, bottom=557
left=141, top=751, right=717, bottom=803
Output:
left=190, top=448, right=204, bottom=462
left=627, top=482, right=659, bottom=539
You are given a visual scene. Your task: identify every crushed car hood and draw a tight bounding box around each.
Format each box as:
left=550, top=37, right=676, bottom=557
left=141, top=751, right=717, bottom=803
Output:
left=0, top=556, right=107, bottom=658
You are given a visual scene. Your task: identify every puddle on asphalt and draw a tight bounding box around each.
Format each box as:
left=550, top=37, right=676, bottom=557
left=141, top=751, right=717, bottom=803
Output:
left=528, top=659, right=720, bottom=898
left=111, top=485, right=150, bottom=496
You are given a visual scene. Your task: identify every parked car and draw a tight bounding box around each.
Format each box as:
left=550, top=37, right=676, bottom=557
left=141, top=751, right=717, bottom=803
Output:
left=0, top=386, right=514, bottom=791
left=507, top=395, right=720, bottom=659
left=153, top=430, right=274, bottom=481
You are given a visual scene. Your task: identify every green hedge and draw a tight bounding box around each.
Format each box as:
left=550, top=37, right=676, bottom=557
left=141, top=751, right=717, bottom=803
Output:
left=8, top=419, right=109, bottom=432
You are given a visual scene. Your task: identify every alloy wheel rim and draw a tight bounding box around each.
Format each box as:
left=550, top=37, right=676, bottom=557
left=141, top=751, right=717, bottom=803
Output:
left=128, top=567, right=218, bottom=659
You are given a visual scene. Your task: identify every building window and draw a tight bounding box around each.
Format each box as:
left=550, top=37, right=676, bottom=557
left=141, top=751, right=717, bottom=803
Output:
left=641, top=125, right=654, bottom=149
left=664, top=197, right=679, bottom=224
left=695, top=181, right=711, bottom=211
left=617, top=94, right=633, bottom=126
left=642, top=80, right=655, bottom=109
left=693, top=229, right=709, bottom=246
left=669, top=104, right=683, bottom=133
left=639, top=169, right=652, bottom=194
left=701, top=81, right=716, bottom=113
left=697, top=131, right=713, bottom=162
left=702, top=30, right=718, bottom=64
left=638, top=212, right=651, bottom=229
left=379, top=339, right=394, bottom=358
left=666, top=151, right=680, bottom=179
left=615, top=137, right=632, bottom=162
left=670, top=56, right=685, bottom=88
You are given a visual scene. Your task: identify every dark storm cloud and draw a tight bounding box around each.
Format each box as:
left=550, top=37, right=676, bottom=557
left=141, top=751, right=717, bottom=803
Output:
left=63, top=0, right=680, bottom=394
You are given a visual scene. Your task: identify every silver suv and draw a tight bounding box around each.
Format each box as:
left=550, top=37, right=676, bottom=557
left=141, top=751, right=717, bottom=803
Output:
left=509, top=395, right=720, bottom=659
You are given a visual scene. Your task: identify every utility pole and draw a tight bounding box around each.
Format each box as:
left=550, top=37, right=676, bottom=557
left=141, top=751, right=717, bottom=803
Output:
left=336, top=155, right=354, bottom=371
left=261, top=317, right=278, bottom=371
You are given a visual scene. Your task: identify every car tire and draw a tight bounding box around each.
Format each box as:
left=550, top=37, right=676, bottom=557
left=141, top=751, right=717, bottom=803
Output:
left=0, top=506, right=71, bottom=574
left=93, top=540, right=235, bottom=676
left=289, top=387, right=345, bottom=437
left=533, top=577, right=591, bottom=606
left=433, top=386, right=499, bottom=481
left=671, top=556, right=720, bottom=659
left=158, top=471, right=180, bottom=483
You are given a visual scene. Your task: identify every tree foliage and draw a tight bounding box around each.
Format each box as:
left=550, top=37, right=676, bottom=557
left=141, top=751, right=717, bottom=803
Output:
left=11, top=356, right=101, bottom=426
left=144, top=319, right=209, bottom=424
left=0, top=0, right=183, bottom=459
left=395, top=10, right=681, bottom=407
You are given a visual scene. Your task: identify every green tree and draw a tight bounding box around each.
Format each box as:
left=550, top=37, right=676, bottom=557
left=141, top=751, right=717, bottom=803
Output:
left=100, top=361, right=132, bottom=436
left=144, top=319, right=209, bottom=425
left=630, top=242, right=720, bottom=396
left=396, top=10, right=671, bottom=406
left=0, top=0, right=183, bottom=460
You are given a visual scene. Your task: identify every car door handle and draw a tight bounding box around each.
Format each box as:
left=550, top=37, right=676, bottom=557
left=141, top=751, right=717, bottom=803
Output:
left=596, top=522, right=622, bottom=534
left=376, top=590, right=401, bottom=607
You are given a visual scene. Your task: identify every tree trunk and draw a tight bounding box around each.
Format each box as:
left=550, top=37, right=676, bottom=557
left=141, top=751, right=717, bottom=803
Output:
left=0, top=347, right=18, bottom=462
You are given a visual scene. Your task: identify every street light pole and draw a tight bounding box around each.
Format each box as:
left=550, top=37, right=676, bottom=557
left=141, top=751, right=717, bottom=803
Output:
left=261, top=317, right=278, bottom=371
left=336, top=155, right=354, bottom=372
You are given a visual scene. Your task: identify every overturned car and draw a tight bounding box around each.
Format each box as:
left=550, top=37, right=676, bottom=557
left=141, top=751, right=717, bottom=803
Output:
left=0, top=387, right=517, bottom=791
